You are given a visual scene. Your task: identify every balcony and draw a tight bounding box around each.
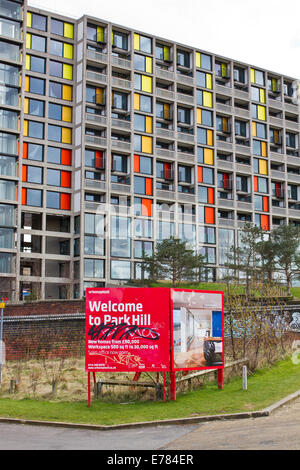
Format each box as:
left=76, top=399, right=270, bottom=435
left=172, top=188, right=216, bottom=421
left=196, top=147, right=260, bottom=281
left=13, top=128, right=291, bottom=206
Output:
left=176, top=74, right=194, bottom=86
left=85, top=135, right=107, bottom=147
left=111, top=139, right=131, bottom=151
left=111, top=118, right=131, bottom=131
left=156, top=128, right=175, bottom=140
left=87, top=50, right=108, bottom=64
left=111, top=77, right=131, bottom=90
left=156, top=88, right=175, bottom=101
left=156, top=67, right=175, bottom=81
left=176, top=93, right=194, bottom=105
left=155, top=148, right=175, bottom=159
left=85, top=113, right=107, bottom=126
left=86, top=70, right=107, bottom=85
left=111, top=56, right=131, bottom=69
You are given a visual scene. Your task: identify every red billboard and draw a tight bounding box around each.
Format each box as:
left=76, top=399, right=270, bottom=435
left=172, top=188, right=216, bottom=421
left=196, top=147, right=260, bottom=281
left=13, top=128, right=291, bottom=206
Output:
left=85, top=287, right=170, bottom=372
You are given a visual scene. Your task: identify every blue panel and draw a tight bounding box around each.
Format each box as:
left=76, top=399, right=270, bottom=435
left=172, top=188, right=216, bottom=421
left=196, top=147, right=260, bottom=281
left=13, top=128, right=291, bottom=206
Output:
left=212, top=311, right=222, bottom=338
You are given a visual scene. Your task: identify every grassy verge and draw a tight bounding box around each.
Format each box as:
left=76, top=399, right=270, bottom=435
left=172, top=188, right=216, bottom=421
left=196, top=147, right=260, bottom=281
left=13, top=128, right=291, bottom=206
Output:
left=0, top=357, right=299, bottom=426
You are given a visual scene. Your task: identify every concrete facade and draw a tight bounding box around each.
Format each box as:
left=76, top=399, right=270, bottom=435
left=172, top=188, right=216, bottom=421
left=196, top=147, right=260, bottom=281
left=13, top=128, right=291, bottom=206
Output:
left=0, top=0, right=300, bottom=301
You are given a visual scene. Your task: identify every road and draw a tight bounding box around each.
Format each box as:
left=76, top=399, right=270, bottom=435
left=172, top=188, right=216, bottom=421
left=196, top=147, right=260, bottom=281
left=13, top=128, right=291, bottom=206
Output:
left=0, top=398, right=300, bottom=450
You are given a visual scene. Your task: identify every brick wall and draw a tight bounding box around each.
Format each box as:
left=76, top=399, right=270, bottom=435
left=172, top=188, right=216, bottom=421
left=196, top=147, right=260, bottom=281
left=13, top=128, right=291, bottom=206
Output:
left=4, top=300, right=85, bottom=317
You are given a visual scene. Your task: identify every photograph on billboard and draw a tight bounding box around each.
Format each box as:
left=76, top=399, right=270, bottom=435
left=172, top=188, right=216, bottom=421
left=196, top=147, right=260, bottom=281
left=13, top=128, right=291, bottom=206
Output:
left=171, top=289, right=224, bottom=371
left=85, top=287, right=170, bottom=373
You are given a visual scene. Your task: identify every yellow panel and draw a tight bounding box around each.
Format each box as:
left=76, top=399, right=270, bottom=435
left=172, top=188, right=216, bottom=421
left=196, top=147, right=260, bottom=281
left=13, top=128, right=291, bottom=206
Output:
left=252, top=122, right=257, bottom=137
left=63, top=64, right=73, bottom=80
left=141, top=75, right=152, bottom=93
left=259, top=159, right=268, bottom=175
left=134, top=93, right=140, bottom=110
left=207, top=129, right=213, bottom=146
left=63, top=43, right=73, bottom=60
left=145, top=116, right=153, bottom=134
left=203, top=91, right=213, bottom=108
left=27, top=12, right=32, bottom=28
left=206, top=73, right=213, bottom=89
left=64, top=23, right=74, bottom=39
left=26, top=54, right=30, bottom=70
left=26, top=33, right=31, bottom=49
left=250, top=68, right=255, bottom=83
left=257, top=105, right=266, bottom=121
left=62, top=85, right=72, bottom=101
left=260, top=88, right=265, bottom=104
left=204, top=148, right=214, bottom=165
left=261, top=141, right=267, bottom=157
left=62, top=106, right=72, bottom=123
left=24, top=98, right=29, bottom=114
left=25, top=76, right=30, bottom=92
left=62, top=127, right=72, bottom=144
left=164, top=46, right=170, bottom=61
left=134, top=33, right=140, bottom=50
left=145, top=56, right=152, bottom=74
left=24, top=120, right=28, bottom=137
left=196, top=108, right=202, bottom=124
left=195, top=52, right=201, bottom=68
left=97, top=26, right=104, bottom=43
left=142, top=136, right=153, bottom=154
left=163, top=103, right=170, bottom=120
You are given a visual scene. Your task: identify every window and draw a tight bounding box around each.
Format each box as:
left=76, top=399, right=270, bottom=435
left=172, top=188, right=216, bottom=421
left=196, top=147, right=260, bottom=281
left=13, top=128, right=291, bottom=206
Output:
left=157, top=220, right=175, bottom=240
left=253, top=122, right=266, bottom=139
left=85, top=149, right=104, bottom=169
left=197, top=147, right=214, bottom=165
left=286, top=132, right=297, bottom=148
left=134, top=53, right=152, bottom=73
left=198, top=186, right=214, bottom=204
left=47, top=168, right=71, bottom=187
left=134, top=240, right=153, bottom=258
left=253, top=139, right=267, bottom=157
left=112, top=30, right=128, bottom=50
left=134, top=154, right=152, bottom=174
left=235, top=120, right=247, bottom=137
left=251, top=68, right=265, bottom=86
left=0, top=84, right=18, bottom=106
left=87, top=24, right=105, bottom=43
left=252, top=104, right=266, bottom=121
left=51, top=18, right=74, bottom=39
left=26, top=55, right=46, bottom=73
left=85, top=213, right=105, bottom=235
left=49, top=103, right=72, bottom=122
left=0, top=132, right=17, bottom=154
left=0, top=40, right=19, bottom=61
left=48, top=125, right=72, bottom=144
left=134, top=113, right=153, bottom=133
left=196, top=71, right=213, bottom=89
left=24, top=143, right=44, bottom=162
left=112, top=91, right=127, bottom=110
left=134, top=218, right=153, bottom=238
left=251, top=86, right=265, bottom=103
left=0, top=203, right=14, bottom=226
left=46, top=191, right=71, bottom=210
left=134, top=74, right=152, bottom=93
left=134, top=134, right=153, bottom=154
left=111, top=260, right=131, bottom=280
left=134, top=33, right=152, bottom=53
left=197, top=109, right=213, bottom=126
left=134, top=93, right=152, bottom=113
left=0, top=1, right=21, bottom=20
left=197, top=90, right=213, bottom=108
left=110, top=216, right=131, bottom=258
left=199, top=226, right=216, bottom=244
left=49, top=82, right=72, bottom=101
left=24, top=120, right=44, bottom=139
left=22, top=188, right=42, bottom=207
left=134, top=176, right=153, bottom=195
left=50, top=39, right=73, bottom=59
left=177, top=49, right=190, bottom=68
left=47, top=147, right=71, bottom=165
left=178, top=107, right=192, bottom=125
left=84, top=236, right=105, bottom=256
left=26, top=76, right=45, bottom=95
left=49, top=61, right=73, bottom=80
left=0, top=109, right=18, bottom=130
left=26, top=33, right=46, bottom=52
left=156, top=44, right=170, bottom=61
left=234, top=67, right=246, bottom=83
left=23, top=165, right=43, bottom=184
left=254, top=176, right=268, bottom=194
left=25, top=98, right=45, bottom=117
left=196, top=52, right=212, bottom=71
left=236, top=175, right=250, bottom=192
left=112, top=153, right=128, bottom=173
left=0, top=155, right=16, bottom=176
left=28, top=13, right=47, bottom=32
left=85, top=259, right=104, bottom=278
left=0, top=63, right=19, bottom=86
left=197, top=127, right=213, bottom=146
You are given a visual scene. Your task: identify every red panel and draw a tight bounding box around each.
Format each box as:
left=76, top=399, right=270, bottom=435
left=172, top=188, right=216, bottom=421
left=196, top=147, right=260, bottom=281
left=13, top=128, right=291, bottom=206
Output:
left=208, top=187, right=214, bottom=205
left=197, top=166, right=203, bottom=183
left=61, top=171, right=71, bottom=188
left=261, top=214, right=270, bottom=231
left=254, top=176, right=258, bottom=192
left=205, top=207, right=215, bottom=224
left=145, top=178, right=153, bottom=196
left=263, top=196, right=269, bottom=212
left=23, top=143, right=28, bottom=159
left=95, top=151, right=104, bottom=169
left=134, top=154, right=140, bottom=173
left=61, top=149, right=72, bottom=166
left=60, top=193, right=71, bottom=210
left=142, top=198, right=152, bottom=217
left=21, top=188, right=26, bottom=205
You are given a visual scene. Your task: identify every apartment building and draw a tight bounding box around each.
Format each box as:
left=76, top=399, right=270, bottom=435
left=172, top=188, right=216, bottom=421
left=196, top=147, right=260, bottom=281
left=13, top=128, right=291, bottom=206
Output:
left=0, top=0, right=300, bottom=302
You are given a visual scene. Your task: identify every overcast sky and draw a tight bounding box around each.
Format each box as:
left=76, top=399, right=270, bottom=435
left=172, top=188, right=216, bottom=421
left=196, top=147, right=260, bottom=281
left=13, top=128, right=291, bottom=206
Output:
left=29, top=0, right=300, bottom=79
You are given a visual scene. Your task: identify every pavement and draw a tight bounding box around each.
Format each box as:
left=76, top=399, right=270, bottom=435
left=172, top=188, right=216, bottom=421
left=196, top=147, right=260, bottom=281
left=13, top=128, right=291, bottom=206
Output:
left=163, top=397, right=300, bottom=450
left=0, top=393, right=300, bottom=450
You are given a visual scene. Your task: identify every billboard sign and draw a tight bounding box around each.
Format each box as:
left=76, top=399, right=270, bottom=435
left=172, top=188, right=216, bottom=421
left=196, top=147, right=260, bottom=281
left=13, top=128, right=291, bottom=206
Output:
left=170, top=289, right=224, bottom=371
left=85, top=287, right=170, bottom=372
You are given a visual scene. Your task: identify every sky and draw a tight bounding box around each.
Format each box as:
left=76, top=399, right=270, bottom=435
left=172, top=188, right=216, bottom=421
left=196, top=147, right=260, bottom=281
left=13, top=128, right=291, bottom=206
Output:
left=29, top=0, right=300, bottom=79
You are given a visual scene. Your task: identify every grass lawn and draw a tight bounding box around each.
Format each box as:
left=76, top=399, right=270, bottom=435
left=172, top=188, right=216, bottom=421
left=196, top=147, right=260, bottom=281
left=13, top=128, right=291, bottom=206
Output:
left=0, top=357, right=299, bottom=426
left=290, top=287, right=300, bottom=299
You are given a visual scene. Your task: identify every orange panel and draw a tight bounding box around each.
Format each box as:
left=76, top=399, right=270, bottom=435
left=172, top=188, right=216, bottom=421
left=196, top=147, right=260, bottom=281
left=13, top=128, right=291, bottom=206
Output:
left=23, top=142, right=28, bottom=159
left=61, top=149, right=71, bottom=166
left=95, top=151, right=104, bottom=169
left=134, top=154, right=140, bottom=173
left=22, top=165, right=27, bottom=182
left=208, top=187, right=214, bottom=205
left=254, top=176, right=258, bottom=192
left=261, top=214, right=269, bottom=231
left=142, top=198, right=152, bottom=217
left=60, top=193, right=71, bottom=210
left=61, top=171, right=71, bottom=188
left=263, top=196, right=269, bottom=212
left=197, top=166, right=203, bottom=183
left=21, top=188, right=27, bottom=205
left=205, top=207, right=215, bottom=224
left=145, top=178, right=153, bottom=196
